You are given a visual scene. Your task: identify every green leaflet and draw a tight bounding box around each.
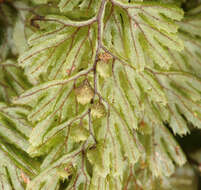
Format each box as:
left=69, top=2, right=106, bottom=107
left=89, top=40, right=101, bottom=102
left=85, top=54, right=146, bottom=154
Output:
left=0, top=162, right=25, bottom=190
left=12, top=76, right=91, bottom=151
left=138, top=99, right=186, bottom=177
left=169, top=8, right=201, bottom=78
left=26, top=143, right=92, bottom=190
left=0, top=127, right=39, bottom=190
left=98, top=63, right=139, bottom=130
left=19, top=19, right=97, bottom=82
left=179, top=9, right=201, bottom=37
left=169, top=32, right=201, bottom=78
left=97, top=60, right=167, bottom=130
left=148, top=124, right=186, bottom=177
left=12, top=67, right=97, bottom=158
left=26, top=168, right=61, bottom=190
left=0, top=103, right=33, bottom=152
left=156, top=72, right=201, bottom=134
left=103, top=1, right=184, bottom=70
left=93, top=116, right=125, bottom=177
left=87, top=143, right=110, bottom=178
left=0, top=139, right=39, bottom=177
left=90, top=107, right=143, bottom=177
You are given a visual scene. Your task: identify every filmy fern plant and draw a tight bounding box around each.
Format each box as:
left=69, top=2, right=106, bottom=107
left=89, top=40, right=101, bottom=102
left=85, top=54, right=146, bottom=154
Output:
left=0, top=0, right=201, bottom=189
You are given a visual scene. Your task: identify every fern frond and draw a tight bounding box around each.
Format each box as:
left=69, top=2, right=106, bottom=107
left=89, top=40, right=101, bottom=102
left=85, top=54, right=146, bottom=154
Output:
left=0, top=0, right=201, bottom=189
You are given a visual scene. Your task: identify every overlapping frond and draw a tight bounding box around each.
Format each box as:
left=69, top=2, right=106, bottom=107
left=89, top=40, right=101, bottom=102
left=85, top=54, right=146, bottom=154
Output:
left=18, top=19, right=97, bottom=83
left=12, top=71, right=94, bottom=155
left=169, top=6, right=201, bottom=77
left=0, top=103, right=39, bottom=190
left=103, top=1, right=184, bottom=70
left=156, top=72, right=201, bottom=134
left=0, top=142, right=38, bottom=190
left=0, top=60, right=31, bottom=103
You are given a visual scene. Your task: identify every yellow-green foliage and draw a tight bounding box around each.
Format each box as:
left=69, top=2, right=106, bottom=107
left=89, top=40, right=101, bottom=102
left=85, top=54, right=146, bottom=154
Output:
left=0, top=0, right=200, bottom=189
